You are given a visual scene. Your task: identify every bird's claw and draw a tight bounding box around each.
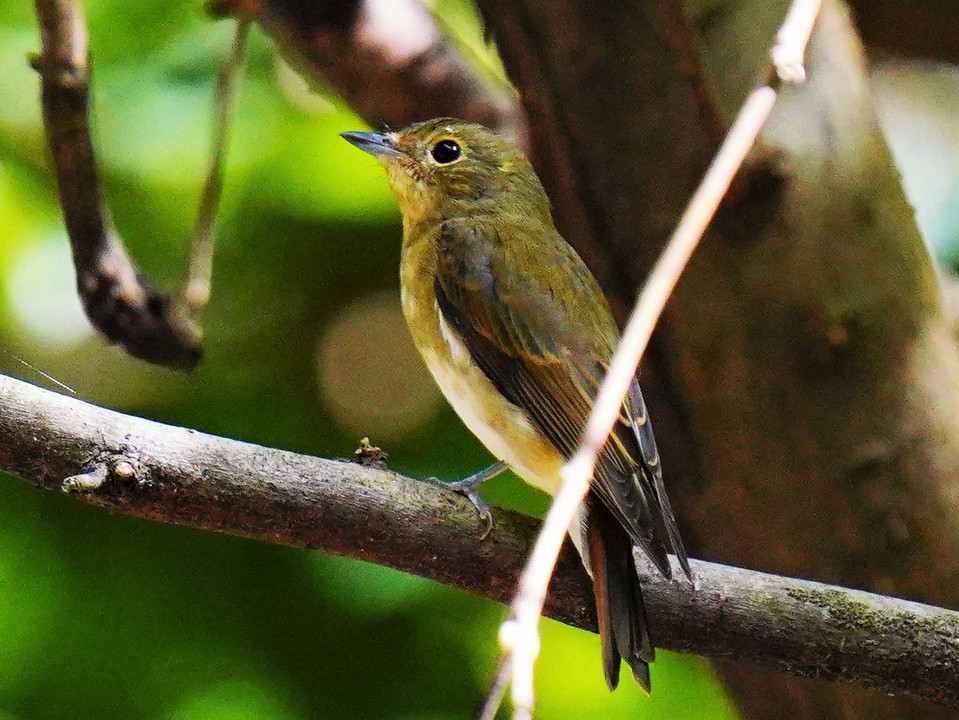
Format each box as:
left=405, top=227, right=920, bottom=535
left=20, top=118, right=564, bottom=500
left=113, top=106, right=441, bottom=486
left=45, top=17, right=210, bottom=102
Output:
left=427, top=476, right=495, bottom=539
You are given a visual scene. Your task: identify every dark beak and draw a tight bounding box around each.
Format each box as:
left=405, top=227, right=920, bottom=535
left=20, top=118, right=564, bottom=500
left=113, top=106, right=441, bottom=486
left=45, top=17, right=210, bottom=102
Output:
left=340, top=131, right=403, bottom=159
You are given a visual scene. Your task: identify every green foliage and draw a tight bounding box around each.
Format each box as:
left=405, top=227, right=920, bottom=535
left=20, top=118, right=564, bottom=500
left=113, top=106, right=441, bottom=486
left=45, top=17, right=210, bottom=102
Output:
left=0, top=3, right=749, bottom=718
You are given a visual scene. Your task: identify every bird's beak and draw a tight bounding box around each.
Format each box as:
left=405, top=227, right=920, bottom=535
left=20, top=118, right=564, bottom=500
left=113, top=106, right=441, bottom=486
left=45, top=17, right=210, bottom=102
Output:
left=340, top=131, right=404, bottom=159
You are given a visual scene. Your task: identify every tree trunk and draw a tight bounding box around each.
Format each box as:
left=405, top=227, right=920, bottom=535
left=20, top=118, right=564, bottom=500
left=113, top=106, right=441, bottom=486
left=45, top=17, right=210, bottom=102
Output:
left=480, top=0, right=959, bottom=717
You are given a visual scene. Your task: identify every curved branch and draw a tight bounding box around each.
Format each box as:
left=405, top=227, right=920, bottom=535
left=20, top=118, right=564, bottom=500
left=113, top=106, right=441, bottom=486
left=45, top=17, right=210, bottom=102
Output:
left=1, top=372, right=958, bottom=708
left=32, top=0, right=202, bottom=369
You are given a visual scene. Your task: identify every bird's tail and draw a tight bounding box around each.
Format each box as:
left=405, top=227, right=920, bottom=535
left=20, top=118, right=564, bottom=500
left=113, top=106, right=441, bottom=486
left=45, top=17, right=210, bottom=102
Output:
left=585, top=496, right=654, bottom=692
left=627, top=379, right=692, bottom=579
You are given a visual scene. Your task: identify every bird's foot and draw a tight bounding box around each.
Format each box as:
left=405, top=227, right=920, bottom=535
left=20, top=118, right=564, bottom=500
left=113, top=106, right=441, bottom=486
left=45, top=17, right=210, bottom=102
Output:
left=427, top=461, right=507, bottom=540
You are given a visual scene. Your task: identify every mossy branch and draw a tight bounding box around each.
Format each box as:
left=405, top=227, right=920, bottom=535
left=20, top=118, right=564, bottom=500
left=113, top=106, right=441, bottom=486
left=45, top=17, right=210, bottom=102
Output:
left=1, top=372, right=958, bottom=707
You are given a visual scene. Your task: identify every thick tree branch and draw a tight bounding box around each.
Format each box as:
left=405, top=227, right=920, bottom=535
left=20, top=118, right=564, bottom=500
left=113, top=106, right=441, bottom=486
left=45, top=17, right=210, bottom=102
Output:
left=474, top=1, right=959, bottom=718
left=940, top=270, right=959, bottom=342
left=847, top=0, right=959, bottom=65
left=2, top=372, right=959, bottom=708
left=32, top=0, right=202, bottom=369
left=236, top=0, right=526, bottom=143
left=477, top=0, right=722, bottom=317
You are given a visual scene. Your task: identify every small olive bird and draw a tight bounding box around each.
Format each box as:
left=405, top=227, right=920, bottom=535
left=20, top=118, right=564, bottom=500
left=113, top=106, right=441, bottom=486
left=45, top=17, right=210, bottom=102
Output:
left=342, top=119, right=690, bottom=691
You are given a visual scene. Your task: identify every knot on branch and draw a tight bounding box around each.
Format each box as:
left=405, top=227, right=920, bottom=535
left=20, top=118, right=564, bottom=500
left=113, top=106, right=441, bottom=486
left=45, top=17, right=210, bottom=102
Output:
left=78, top=264, right=203, bottom=370
left=62, top=455, right=145, bottom=495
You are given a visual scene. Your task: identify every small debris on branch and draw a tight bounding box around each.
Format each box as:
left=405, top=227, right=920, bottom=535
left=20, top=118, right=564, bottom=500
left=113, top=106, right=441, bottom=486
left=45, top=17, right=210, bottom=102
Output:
left=353, top=437, right=389, bottom=469
left=60, top=455, right=142, bottom=494
left=62, top=464, right=108, bottom=493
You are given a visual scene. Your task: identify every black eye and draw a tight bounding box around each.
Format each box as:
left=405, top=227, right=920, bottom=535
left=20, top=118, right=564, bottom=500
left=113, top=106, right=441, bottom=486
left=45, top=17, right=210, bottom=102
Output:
left=430, top=139, right=461, bottom=164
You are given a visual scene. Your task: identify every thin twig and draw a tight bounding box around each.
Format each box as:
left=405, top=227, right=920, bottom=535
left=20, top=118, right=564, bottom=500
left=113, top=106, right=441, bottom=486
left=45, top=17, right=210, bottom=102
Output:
left=476, top=657, right=512, bottom=720
left=498, top=1, right=822, bottom=715
left=32, top=0, right=202, bottom=369
left=772, top=0, right=824, bottom=83
left=503, top=81, right=779, bottom=720
left=1, top=372, right=959, bottom=707
left=2, top=352, right=76, bottom=395
left=184, top=17, right=251, bottom=310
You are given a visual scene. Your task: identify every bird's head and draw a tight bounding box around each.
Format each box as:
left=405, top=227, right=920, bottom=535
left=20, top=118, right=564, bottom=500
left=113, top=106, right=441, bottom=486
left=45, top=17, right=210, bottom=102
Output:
left=341, top=118, right=547, bottom=223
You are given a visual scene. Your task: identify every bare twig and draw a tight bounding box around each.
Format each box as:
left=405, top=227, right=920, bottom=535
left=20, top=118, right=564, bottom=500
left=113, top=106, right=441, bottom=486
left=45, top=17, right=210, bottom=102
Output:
left=477, top=658, right=512, bottom=720
left=498, top=1, right=821, bottom=716
left=184, top=17, right=251, bottom=310
left=772, top=0, right=823, bottom=83
left=1, top=372, right=959, bottom=707
left=32, top=0, right=202, bottom=369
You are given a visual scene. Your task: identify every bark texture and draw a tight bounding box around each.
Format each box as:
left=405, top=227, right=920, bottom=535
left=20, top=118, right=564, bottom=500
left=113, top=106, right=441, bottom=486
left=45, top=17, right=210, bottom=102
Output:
left=679, top=3, right=959, bottom=717
left=477, top=0, right=959, bottom=718
left=256, top=0, right=526, bottom=141
left=3, top=373, right=959, bottom=706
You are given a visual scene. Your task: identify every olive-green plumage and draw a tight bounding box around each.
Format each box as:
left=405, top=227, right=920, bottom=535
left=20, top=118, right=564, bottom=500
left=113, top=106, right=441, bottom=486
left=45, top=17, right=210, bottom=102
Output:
left=342, top=118, right=689, bottom=692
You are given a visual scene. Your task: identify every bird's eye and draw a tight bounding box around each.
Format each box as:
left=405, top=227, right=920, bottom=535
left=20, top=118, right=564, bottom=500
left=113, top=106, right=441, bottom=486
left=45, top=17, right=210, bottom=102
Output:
left=430, top=139, right=461, bottom=164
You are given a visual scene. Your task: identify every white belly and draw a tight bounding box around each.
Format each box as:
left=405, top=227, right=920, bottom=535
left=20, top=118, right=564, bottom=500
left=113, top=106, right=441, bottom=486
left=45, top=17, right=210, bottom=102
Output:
left=425, top=328, right=590, bottom=566
left=419, top=311, right=564, bottom=496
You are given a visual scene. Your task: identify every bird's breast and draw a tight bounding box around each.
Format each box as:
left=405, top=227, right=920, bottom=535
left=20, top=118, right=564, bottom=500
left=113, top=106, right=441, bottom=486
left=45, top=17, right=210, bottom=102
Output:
left=400, top=240, right=564, bottom=495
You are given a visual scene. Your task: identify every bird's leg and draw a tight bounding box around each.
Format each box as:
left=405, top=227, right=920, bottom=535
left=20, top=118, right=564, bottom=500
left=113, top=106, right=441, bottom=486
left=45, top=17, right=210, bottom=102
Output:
left=428, top=460, right=507, bottom=539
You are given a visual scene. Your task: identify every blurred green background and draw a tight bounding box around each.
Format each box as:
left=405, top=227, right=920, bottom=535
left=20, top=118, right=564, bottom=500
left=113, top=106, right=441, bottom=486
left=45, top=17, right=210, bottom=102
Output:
left=0, top=2, right=955, bottom=718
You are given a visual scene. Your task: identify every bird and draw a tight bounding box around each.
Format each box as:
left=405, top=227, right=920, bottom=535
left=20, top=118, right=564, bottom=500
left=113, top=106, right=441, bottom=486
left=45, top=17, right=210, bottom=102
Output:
left=341, top=118, right=690, bottom=691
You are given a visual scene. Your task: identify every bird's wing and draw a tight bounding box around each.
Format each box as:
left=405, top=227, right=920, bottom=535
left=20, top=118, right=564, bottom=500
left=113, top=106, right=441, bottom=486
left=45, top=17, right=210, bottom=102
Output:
left=433, top=216, right=680, bottom=576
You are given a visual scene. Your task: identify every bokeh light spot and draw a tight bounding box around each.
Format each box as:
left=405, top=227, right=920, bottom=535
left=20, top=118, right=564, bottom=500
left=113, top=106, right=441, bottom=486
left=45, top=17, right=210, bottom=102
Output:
left=5, top=234, right=93, bottom=347
left=275, top=56, right=335, bottom=116
left=873, top=59, right=959, bottom=256
left=170, top=679, right=297, bottom=720
left=311, top=553, right=433, bottom=620
left=316, top=291, right=443, bottom=443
